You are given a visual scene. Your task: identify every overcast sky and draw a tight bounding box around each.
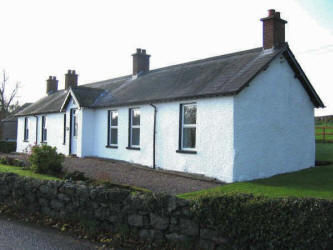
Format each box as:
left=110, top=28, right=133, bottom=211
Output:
left=0, top=0, right=332, bottom=116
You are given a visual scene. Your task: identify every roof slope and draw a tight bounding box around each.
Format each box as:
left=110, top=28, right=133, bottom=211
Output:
left=2, top=103, right=32, bottom=122
left=16, top=44, right=324, bottom=116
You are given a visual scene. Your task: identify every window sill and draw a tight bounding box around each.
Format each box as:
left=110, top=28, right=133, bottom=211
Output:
left=176, top=149, right=197, bottom=154
left=41, top=141, right=47, bottom=144
left=23, top=140, right=29, bottom=142
left=106, top=145, right=118, bottom=149
left=126, top=146, right=140, bottom=151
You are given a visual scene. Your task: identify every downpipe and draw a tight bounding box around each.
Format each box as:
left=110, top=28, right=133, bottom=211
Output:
left=150, top=103, right=157, bottom=169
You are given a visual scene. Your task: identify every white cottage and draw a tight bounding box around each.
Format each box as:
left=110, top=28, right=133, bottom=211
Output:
left=16, top=10, right=324, bottom=183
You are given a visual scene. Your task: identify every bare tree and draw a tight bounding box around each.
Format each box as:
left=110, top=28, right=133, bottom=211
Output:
left=0, top=70, right=19, bottom=120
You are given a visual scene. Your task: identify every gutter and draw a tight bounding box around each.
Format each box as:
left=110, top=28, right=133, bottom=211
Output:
left=150, top=103, right=157, bottom=169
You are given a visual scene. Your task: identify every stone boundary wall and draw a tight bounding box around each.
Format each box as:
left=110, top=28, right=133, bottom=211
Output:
left=0, top=173, right=225, bottom=249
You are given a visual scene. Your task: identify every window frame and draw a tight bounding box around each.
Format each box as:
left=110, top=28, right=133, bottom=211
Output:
left=107, top=110, right=118, bottom=147
left=179, top=103, right=197, bottom=152
left=41, top=116, right=47, bottom=143
left=128, top=108, right=140, bottom=149
left=24, top=117, right=29, bottom=141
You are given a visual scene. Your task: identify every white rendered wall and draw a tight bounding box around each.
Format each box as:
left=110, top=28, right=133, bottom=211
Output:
left=233, top=56, right=315, bottom=182
left=16, top=113, right=67, bottom=154
left=17, top=116, right=36, bottom=152
left=85, top=97, right=234, bottom=182
left=155, top=97, right=234, bottom=182
left=80, top=107, right=95, bottom=157
left=87, top=105, right=155, bottom=166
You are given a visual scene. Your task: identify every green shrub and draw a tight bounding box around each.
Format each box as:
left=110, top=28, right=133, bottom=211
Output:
left=0, top=156, right=25, bottom=167
left=64, top=171, right=89, bottom=181
left=192, top=194, right=333, bottom=249
left=29, top=145, right=64, bottom=175
left=0, top=141, right=16, bottom=153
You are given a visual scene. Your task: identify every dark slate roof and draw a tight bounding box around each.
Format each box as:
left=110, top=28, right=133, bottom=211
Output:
left=2, top=103, right=32, bottom=121
left=16, top=44, right=324, bottom=116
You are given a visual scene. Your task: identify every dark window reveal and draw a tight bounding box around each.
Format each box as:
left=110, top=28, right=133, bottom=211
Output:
left=24, top=117, right=29, bottom=141
left=41, top=116, right=47, bottom=142
left=63, top=114, right=66, bottom=144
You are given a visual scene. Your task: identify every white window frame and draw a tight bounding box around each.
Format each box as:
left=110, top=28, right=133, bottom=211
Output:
left=130, top=108, right=140, bottom=148
left=181, top=103, right=197, bottom=150
left=108, top=110, right=118, bottom=146
left=24, top=117, right=29, bottom=141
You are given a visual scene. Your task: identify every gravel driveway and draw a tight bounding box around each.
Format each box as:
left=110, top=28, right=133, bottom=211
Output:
left=1, top=153, right=222, bottom=195
left=64, top=157, right=221, bottom=195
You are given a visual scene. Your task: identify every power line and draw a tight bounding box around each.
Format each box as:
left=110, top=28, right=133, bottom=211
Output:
left=296, top=44, right=333, bottom=55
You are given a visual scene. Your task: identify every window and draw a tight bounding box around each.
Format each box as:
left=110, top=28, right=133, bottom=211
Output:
left=41, top=116, right=47, bottom=142
left=129, top=108, right=140, bottom=148
left=24, top=117, right=29, bottom=141
left=107, top=110, right=118, bottom=147
left=63, top=114, right=66, bottom=144
left=180, top=103, right=196, bottom=150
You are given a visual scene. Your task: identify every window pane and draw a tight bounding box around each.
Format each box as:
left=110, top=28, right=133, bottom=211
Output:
left=184, top=105, right=196, bottom=124
left=110, top=128, right=118, bottom=145
left=183, top=127, right=196, bottom=148
left=131, top=128, right=140, bottom=146
left=43, top=129, right=47, bottom=141
left=132, top=109, right=140, bottom=126
left=111, top=111, right=118, bottom=126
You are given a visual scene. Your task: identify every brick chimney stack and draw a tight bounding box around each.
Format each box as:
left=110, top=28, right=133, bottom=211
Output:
left=65, top=70, right=78, bottom=89
left=260, top=9, right=287, bottom=50
left=46, top=76, right=58, bottom=95
left=132, top=48, right=150, bottom=76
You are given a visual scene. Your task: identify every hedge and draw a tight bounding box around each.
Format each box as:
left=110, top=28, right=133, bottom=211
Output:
left=192, top=194, right=333, bottom=249
left=0, top=141, right=16, bottom=153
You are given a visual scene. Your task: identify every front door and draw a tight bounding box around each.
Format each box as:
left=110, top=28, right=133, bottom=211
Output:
left=70, top=109, right=78, bottom=155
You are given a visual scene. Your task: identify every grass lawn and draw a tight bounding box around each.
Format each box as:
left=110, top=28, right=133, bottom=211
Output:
left=0, top=164, right=60, bottom=181
left=179, top=143, right=333, bottom=200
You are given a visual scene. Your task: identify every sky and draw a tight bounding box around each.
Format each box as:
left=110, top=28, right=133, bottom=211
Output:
left=0, top=0, right=332, bottom=116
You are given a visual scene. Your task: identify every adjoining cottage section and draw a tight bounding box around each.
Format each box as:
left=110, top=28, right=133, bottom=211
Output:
left=15, top=10, right=324, bottom=183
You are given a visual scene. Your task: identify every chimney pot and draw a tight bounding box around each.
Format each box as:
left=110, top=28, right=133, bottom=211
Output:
left=268, top=9, right=275, bottom=16
left=136, top=48, right=141, bottom=54
left=46, top=76, right=58, bottom=95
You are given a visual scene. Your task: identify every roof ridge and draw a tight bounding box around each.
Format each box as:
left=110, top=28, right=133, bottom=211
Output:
left=80, top=47, right=263, bottom=87
left=148, top=47, right=263, bottom=74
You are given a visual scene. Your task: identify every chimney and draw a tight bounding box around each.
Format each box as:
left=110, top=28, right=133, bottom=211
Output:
left=65, top=70, right=78, bottom=89
left=46, top=76, right=58, bottom=95
left=132, top=48, right=150, bottom=75
left=260, top=9, right=287, bottom=50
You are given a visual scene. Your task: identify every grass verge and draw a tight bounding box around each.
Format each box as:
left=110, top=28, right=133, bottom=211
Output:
left=0, top=164, right=60, bottom=181
left=178, top=143, right=333, bottom=200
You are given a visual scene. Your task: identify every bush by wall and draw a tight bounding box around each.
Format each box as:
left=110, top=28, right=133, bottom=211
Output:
left=0, top=156, right=25, bottom=167
left=29, top=145, right=64, bottom=175
left=0, top=172, right=332, bottom=249
left=0, top=141, right=16, bottom=153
